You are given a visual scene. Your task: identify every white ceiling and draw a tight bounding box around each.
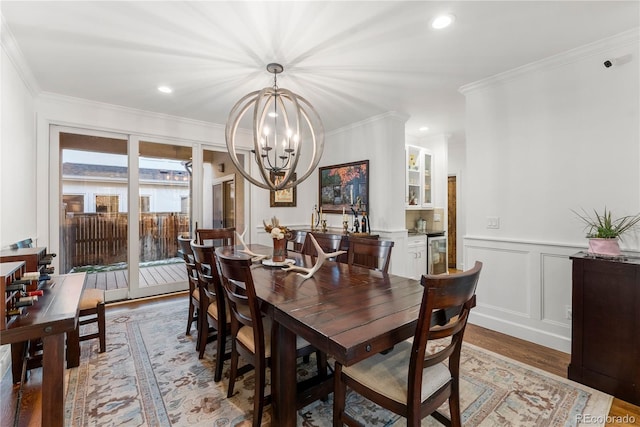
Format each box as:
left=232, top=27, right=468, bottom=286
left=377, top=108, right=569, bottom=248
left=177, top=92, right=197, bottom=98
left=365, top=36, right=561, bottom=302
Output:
left=2, top=1, right=638, bottom=140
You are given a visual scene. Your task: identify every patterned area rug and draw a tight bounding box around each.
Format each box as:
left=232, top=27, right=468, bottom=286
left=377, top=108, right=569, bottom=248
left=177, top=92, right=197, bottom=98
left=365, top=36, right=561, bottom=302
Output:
left=65, top=298, right=611, bottom=427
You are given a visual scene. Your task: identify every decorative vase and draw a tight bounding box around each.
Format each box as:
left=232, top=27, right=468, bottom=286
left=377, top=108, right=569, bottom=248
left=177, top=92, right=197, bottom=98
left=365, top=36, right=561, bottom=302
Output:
left=587, top=238, right=621, bottom=257
left=272, top=237, right=287, bottom=262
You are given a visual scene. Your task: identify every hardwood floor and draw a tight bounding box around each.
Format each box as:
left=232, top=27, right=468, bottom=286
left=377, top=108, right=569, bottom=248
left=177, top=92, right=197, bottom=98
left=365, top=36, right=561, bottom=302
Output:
left=2, top=292, right=639, bottom=426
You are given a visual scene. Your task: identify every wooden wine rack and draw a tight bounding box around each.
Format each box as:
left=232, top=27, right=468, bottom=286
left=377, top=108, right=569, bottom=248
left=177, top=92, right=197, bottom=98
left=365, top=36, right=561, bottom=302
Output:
left=1, top=261, right=27, bottom=330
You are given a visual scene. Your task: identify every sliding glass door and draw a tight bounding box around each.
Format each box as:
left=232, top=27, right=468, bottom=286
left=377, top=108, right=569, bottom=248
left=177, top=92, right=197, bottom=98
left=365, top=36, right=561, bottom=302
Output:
left=53, top=127, right=195, bottom=301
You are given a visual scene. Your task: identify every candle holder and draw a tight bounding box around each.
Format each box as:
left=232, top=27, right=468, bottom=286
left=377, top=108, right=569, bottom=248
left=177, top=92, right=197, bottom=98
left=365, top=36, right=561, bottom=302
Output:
left=321, top=219, right=328, bottom=232
left=343, top=220, right=349, bottom=233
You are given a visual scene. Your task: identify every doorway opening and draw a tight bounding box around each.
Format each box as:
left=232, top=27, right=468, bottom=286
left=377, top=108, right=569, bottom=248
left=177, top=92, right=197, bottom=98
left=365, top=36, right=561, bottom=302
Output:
left=447, top=175, right=457, bottom=269
left=212, top=176, right=235, bottom=229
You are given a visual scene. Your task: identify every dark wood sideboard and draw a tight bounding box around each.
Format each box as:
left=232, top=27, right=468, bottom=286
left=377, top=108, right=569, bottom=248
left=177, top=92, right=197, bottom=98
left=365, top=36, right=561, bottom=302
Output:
left=568, top=252, right=639, bottom=405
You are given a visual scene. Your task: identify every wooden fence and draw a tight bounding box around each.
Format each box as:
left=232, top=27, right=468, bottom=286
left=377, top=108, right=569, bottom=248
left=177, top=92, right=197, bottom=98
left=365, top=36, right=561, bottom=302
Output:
left=62, top=212, right=189, bottom=273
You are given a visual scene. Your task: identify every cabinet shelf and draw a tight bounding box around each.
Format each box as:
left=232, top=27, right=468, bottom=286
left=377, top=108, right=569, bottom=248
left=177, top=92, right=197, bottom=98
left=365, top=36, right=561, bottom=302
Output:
left=405, top=145, right=434, bottom=209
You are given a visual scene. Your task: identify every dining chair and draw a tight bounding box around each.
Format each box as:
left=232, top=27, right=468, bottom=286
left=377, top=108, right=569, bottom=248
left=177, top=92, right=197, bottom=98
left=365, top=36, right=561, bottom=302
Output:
left=347, top=237, right=395, bottom=273
left=216, top=252, right=328, bottom=427
left=177, top=235, right=200, bottom=336
left=196, top=227, right=235, bottom=246
left=333, top=261, right=483, bottom=427
left=66, top=288, right=106, bottom=367
left=302, top=232, right=343, bottom=260
left=190, top=240, right=233, bottom=382
left=287, top=230, right=307, bottom=253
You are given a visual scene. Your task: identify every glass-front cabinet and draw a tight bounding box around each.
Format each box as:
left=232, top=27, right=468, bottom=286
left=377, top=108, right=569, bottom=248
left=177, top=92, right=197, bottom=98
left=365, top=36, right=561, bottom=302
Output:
left=405, top=145, right=433, bottom=209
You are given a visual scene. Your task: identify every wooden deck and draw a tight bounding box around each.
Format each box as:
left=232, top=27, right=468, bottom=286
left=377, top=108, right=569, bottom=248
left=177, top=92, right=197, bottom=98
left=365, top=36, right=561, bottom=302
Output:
left=83, top=262, right=186, bottom=290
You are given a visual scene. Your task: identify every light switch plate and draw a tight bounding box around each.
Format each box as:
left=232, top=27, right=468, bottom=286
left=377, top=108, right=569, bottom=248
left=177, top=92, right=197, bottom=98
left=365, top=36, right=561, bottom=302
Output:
left=487, top=216, right=500, bottom=229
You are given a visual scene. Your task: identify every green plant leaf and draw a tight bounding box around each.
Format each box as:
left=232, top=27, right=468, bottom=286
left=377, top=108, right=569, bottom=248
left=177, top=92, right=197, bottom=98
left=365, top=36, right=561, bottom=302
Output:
left=572, top=207, right=640, bottom=240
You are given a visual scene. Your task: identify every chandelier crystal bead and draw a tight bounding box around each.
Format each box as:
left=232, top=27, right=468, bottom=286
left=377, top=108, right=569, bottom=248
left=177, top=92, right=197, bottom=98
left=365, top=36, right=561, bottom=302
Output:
left=225, top=63, right=324, bottom=191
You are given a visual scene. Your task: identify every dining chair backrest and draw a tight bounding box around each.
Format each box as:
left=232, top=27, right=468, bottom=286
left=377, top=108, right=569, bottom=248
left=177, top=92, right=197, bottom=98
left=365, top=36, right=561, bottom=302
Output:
left=301, top=232, right=343, bottom=259
left=287, top=230, right=307, bottom=253
left=190, top=240, right=221, bottom=291
left=333, top=261, right=483, bottom=427
left=347, top=237, right=395, bottom=273
left=196, top=227, right=235, bottom=247
left=216, top=253, right=265, bottom=356
left=415, top=261, right=482, bottom=364
left=177, top=235, right=200, bottom=336
left=190, top=240, right=232, bottom=365
left=178, top=236, right=198, bottom=281
left=406, top=262, right=482, bottom=420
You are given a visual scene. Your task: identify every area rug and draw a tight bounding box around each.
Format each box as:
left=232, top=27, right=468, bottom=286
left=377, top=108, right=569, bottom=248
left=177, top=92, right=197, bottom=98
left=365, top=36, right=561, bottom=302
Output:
left=64, top=298, right=612, bottom=427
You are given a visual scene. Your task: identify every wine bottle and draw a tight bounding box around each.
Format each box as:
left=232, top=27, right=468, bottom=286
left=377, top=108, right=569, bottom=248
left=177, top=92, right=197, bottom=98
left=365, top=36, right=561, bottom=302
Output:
left=15, top=299, right=34, bottom=308
left=5, top=283, right=26, bottom=293
left=7, top=307, right=25, bottom=316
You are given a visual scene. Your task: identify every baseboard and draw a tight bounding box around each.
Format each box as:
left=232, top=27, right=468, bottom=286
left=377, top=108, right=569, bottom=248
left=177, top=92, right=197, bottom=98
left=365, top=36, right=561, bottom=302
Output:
left=469, top=311, right=571, bottom=354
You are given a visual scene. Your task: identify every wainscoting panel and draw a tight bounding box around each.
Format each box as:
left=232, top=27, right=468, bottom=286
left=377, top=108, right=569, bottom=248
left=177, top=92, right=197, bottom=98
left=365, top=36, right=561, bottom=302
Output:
left=464, top=236, right=589, bottom=353
left=540, top=253, right=573, bottom=328
left=465, top=244, right=531, bottom=317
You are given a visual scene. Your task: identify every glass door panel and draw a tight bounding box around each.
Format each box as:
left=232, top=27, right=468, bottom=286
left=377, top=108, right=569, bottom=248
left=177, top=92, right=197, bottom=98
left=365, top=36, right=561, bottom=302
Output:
left=132, top=140, right=192, bottom=298
left=59, top=131, right=129, bottom=301
left=423, top=151, right=433, bottom=207
left=428, top=236, right=448, bottom=275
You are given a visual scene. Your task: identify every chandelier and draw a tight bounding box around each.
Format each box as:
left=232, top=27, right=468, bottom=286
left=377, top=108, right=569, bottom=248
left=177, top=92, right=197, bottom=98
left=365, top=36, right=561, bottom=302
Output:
left=225, top=63, right=324, bottom=191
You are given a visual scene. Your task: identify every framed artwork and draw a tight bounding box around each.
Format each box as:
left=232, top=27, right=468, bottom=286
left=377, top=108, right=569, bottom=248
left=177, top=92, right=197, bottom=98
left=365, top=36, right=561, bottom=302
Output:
left=318, top=160, right=369, bottom=214
left=270, top=172, right=297, bottom=207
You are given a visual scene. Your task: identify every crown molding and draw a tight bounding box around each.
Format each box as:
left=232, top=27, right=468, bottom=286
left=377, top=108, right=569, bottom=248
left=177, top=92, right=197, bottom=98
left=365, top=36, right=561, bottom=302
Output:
left=327, top=111, right=410, bottom=137
left=459, top=27, right=640, bottom=95
left=38, top=91, right=226, bottom=132
left=1, top=13, right=40, bottom=96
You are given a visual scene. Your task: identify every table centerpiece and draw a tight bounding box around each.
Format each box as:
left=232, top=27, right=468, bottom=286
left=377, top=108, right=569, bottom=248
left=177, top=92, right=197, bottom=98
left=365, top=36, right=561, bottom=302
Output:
left=263, top=217, right=291, bottom=262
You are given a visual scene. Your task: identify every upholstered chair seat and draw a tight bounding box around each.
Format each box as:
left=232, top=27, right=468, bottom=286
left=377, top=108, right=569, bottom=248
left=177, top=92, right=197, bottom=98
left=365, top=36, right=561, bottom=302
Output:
left=340, top=339, right=451, bottom=404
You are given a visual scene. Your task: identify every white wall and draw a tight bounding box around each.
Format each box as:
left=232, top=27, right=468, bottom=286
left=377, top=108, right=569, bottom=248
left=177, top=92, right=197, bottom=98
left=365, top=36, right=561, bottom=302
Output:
left=0, top=26, right=39, bottom=386
left=322, top=112, right=408, bottom=232
left=1, top=44, right=37, bottom=247
left=323, top=113, right=409, bottom=275
left=460, top=29, right=640, bottom=352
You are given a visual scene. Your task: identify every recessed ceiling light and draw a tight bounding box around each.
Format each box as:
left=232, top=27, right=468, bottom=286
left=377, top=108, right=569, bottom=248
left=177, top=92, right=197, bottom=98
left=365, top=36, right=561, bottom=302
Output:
left=419, top=126, right=429, bottom=132
left=158, top=86, right=173, bottom=94
left=431, top=14, right=455, bottom=30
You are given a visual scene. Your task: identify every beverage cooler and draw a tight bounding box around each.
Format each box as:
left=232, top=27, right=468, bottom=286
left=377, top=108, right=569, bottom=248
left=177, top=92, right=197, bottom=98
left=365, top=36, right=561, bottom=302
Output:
left=427, top=233, right=447, bottom=275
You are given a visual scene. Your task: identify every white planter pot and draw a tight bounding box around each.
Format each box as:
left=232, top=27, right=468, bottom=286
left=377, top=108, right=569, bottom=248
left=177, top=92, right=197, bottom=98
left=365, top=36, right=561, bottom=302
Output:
left=587, top=238, right=621, bottom=257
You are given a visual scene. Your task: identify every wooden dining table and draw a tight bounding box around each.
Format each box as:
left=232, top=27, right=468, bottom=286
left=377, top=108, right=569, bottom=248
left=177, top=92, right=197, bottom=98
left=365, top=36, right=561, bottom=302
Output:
left=216, top=244, right=425, bottom=427
left=1, top=272, right=86, bottom=427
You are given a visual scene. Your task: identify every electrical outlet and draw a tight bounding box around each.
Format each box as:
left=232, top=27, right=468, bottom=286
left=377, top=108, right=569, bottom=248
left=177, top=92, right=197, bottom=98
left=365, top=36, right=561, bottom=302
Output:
left=565, top=305, right=572, bottom=320
left=486, top=217, right=500, bottom=229
left=433, top=213, right=441, bottom=222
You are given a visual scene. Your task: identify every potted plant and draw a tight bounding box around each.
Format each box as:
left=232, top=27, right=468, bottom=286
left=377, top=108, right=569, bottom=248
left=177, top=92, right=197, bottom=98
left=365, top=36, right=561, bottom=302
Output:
left=573, top=207, right=640, bottom=256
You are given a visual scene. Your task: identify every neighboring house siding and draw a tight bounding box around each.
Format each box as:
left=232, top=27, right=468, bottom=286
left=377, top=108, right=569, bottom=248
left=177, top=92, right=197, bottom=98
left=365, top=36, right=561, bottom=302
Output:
left=62, top=163, right=189, bottom=213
